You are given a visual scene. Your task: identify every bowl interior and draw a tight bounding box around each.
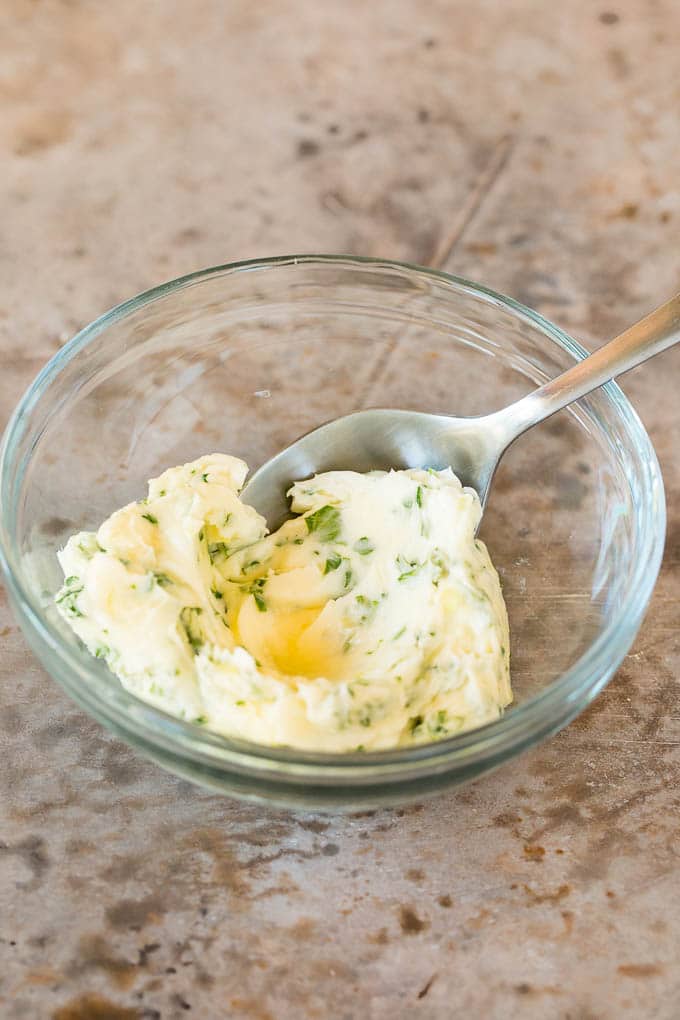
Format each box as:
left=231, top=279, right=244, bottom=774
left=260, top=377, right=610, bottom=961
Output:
left=2, top=258, right=660, bottom=743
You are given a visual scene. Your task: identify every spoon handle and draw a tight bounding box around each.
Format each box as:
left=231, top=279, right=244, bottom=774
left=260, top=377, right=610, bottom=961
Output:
left=501, top=291, right=680, bottom=437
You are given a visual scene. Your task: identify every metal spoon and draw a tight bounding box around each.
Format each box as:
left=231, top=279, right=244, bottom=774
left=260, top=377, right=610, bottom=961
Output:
left=241, top=293, right=680, bottom=527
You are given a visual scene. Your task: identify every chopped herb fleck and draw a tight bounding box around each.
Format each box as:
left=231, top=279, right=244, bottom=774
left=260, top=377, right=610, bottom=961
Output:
left=324, top=552, right=343, bottom=574
left=194, top=715, right=208, bottom=725
left=409, top=714, right=424, bottom=734
left=416, top=485, right=423, bottom=507
left=354, top=536, right=375, bottom=556
left=202, top=473, right=209, bottom=483
left=396, top=554, right=421, bottom=581
left=154, top=572, right=172, bottom=587
left=429, top=709, right=448, bottom=735
left=392, top=625, right=407, bottom=640
left=208, top=541, right=230, bottom=562
left=77, top=537, right=105, bottom=558
left=354, top=594, right=380, bottom=623
left=180, top=607, right=204, bottom=651
left=236, top=699, right=245, bottom=706
left=305, top=504, right=341, bottom=542
left=141, top=512, right=158, bottom=525
left=211, top=587, right=223, bottom=599
left=293, top=538, right=304, bottom=545
left=343, top=569, right=353, bottom=590
left=244, top=576, right=267, bottom=612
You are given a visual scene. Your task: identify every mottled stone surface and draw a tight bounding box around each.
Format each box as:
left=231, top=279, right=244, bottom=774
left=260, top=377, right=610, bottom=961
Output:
left=1, top=1, right=680, bottom=1017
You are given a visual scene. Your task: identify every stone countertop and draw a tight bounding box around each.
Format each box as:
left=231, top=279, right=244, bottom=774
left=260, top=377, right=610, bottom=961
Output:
left=1, top=2, right=680, bottom=1017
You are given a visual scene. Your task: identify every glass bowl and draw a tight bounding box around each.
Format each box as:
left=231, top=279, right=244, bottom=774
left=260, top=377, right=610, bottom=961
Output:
left=0, top=256, right=665, bottom=810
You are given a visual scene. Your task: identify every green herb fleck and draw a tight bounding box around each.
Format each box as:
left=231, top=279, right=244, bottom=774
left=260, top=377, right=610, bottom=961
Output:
left=324, top=552, right=343, bottom=574
left=94, top=645, right=109, bottom=659
left=343, top=569, right=353, bottom=590
left=392, top=625, right=406, bottom=640
left=408, top=714, right=424, bottom=735
left=396, top=554, right=421, bottom=581
left=354, top=536, right=374, bottom=556
left=180, top=607, right=204, bottom=651
left=429, top=710, right=448, bottom=735
left=208, top=541, right=230, bottom=562
left=244, top=576, right=267, bottom=612
left=194, top=715, right=208, bottom=725
left=202, top=472, right=209, bottom=483
left=141, top=512, right=158, bottom=525
left=158, top=489, right=166, bottom=497
left=77, top=536, right=104, bottom=558
left=354, top=594, right=380, bottom=624
left=154, top=572, right=172, bottom=587
left=293, top=538, right=304, bottom=545
left=416, top=486, right=423, bottom=507
left=236, top=699, right=245, bottom=706
left=211, top=587, right=223, bottom=600
left=305, top=504, right=341, bottom=542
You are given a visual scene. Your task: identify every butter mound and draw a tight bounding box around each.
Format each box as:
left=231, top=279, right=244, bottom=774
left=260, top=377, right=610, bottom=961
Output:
left=56, top=453, right=511, bottom=751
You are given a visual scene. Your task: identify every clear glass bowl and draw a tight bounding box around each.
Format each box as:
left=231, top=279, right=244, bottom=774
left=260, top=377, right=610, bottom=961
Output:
left=0, top=256, right=665, bottom=809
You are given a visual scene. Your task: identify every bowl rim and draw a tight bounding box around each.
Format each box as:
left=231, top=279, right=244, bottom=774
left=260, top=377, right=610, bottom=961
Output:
left=0, top=253, right=667, bottom=784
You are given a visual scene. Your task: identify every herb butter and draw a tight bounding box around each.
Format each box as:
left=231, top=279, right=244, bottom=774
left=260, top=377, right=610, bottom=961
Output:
left=56, top=453, right=511, bottom=751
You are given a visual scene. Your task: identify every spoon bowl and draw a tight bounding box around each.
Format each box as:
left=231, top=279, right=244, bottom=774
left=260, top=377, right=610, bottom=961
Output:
left=242, top=407, right=503, bottom=528
left=243, top=292, right=679, bottom=527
